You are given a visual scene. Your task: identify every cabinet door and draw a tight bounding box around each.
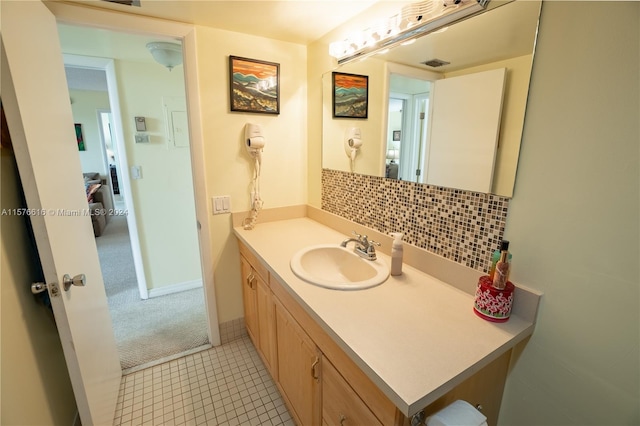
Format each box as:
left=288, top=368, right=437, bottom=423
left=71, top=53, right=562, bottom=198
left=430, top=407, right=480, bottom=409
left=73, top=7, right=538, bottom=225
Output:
left=322, top=356, right=383, bottom=426
left=275, top=299, right=321, bottom=426
left=256, top=277, right=277, bottom=377
left=240, top=256, right=259, bottom=346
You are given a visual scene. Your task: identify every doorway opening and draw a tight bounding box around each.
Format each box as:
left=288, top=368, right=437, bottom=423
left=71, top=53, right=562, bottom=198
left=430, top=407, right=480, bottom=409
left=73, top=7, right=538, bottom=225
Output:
left=62, top=25, right=213, bottom=372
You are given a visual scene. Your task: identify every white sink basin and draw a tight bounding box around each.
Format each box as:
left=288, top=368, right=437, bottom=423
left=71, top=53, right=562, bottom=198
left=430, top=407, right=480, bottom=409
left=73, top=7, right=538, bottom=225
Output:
left=290, top=244, right=390, bottom=290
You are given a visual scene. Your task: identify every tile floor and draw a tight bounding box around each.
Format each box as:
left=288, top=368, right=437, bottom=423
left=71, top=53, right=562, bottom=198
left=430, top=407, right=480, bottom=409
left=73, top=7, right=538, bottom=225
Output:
left=113, top=335, right=294, bottom=426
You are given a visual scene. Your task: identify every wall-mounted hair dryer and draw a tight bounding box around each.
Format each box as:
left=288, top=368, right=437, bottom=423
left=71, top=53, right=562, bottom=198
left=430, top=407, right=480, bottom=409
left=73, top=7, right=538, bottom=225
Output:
left=243, top=123, right=266, bottom=230
left=245, top=123, right=266, bottom=157
left=344, top=127, right=362, bottom=170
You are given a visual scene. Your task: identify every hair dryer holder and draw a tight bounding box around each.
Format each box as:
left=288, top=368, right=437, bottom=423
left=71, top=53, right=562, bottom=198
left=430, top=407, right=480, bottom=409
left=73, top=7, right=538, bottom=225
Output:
left=245, top=123, right=266, bottom=158
left=344, top=127, right=362, bottom=161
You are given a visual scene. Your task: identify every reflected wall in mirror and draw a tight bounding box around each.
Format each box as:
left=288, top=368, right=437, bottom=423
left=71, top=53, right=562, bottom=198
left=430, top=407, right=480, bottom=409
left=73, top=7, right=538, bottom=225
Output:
left=322, top=0, right=542, bottom=197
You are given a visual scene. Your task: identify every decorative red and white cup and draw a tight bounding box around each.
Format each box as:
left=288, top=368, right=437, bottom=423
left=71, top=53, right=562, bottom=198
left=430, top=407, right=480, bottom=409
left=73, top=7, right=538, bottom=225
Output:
left=473, top=275, right=514, bottom=322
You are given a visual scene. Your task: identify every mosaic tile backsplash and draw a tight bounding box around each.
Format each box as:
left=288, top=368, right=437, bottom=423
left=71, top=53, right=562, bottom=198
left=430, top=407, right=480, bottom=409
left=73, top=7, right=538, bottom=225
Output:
left=321, top=169, right=510, bottom=273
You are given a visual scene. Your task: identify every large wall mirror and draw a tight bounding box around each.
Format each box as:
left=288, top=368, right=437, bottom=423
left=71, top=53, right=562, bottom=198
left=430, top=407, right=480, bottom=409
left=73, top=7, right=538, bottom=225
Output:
left=322, top=0, right=542, bottom=197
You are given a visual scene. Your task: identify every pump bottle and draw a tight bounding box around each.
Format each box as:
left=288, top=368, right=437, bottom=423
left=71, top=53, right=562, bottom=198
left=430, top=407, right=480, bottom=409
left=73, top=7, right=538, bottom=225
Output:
left=390, top=232, right=404, bottom=276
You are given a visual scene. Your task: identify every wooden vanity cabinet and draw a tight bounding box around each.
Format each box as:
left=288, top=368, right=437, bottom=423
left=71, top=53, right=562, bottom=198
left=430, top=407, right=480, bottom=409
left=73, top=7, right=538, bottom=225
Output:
left=256, top=276, right=277, bottom=376
left=237, top=240, right=510, bottom=426
left=322, top=356, right=382, bottom=426
left=268, top=272, right=402, bottom=426
left=275, top=298, right=322, bottom=426
left=239, top=244, right=277, bottom=377
left=239, top=255, right=259, bottom=345
left=419, top=349, right=511, bottom=425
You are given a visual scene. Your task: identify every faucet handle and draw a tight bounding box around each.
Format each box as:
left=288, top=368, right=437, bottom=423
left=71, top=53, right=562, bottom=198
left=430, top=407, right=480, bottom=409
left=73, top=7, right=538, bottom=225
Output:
left=365, top=239, right=380, bottom=259
left=351, top=230, right=362, bottom=239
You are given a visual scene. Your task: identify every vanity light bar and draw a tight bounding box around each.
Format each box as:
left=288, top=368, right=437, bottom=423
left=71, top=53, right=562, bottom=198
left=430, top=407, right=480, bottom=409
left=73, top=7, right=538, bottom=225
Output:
left=330, top=0, right=489, bottom=65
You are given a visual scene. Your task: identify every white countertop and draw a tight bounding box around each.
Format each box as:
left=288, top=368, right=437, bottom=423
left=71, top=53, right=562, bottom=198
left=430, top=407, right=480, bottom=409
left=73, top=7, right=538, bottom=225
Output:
left=234, top=217, right=536, bottom=417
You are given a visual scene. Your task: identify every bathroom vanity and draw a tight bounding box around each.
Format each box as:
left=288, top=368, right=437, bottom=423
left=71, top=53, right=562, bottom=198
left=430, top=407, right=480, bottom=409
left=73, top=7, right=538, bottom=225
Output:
left=234, top=210, right=540, bottom=425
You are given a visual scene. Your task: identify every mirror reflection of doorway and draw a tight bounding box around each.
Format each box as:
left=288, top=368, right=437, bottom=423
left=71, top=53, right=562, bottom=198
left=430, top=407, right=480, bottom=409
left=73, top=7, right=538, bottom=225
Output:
left=63, top=26, right=212, bottom=373
left=386, top=74, right=431, bottom=182
left=97, top=110, right=124, bottom=208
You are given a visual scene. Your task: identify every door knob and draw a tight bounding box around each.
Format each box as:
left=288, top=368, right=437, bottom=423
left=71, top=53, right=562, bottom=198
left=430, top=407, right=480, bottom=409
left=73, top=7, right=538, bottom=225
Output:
left=31, top=282, right=48, bottom=294
left=31, top=281, right=60, bottom=297
left=63, top=274, right=86, bottom=291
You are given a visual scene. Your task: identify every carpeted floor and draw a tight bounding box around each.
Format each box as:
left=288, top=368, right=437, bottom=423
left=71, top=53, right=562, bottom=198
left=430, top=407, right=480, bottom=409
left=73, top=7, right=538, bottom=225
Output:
left=96, top=214, right=209, bottom=372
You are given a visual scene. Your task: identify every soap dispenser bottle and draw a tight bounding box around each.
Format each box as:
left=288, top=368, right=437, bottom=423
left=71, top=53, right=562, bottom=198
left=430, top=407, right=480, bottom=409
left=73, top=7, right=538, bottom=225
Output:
left=390, top=232, right=404, bottom=276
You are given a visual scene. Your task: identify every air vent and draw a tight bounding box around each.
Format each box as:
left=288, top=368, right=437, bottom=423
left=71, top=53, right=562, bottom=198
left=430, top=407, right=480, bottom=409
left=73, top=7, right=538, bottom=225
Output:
left=421, top=58, right=451, bottom=68
left=101, top=0, right=141, bottom=6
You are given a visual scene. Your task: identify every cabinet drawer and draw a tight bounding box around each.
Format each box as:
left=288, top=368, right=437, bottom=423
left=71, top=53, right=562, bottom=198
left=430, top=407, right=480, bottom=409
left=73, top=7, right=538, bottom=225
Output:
left=322, top=356, right=383, bottom=426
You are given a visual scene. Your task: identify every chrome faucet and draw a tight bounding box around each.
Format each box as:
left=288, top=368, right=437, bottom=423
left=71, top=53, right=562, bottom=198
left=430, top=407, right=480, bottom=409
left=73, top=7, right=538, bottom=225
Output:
left=340, top=231, right=380, bottom=261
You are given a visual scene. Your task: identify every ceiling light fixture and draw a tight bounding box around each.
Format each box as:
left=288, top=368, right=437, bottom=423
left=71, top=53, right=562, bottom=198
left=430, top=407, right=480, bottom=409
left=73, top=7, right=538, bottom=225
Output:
left=146, top=41, right=183, bottom=71
left=329, top=0, right=488, bottom=65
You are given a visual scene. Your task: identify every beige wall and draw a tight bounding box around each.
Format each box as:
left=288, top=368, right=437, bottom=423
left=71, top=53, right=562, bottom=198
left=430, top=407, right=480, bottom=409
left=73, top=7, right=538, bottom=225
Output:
left=115, top=60, right=202, bottom=290
left=193, top=25, right=308, bottom=322
left=1, top=150, right=78, bottom=425
left=71, top=89, right=111, bottom=176
left=499, top=2, right=639, bottom=423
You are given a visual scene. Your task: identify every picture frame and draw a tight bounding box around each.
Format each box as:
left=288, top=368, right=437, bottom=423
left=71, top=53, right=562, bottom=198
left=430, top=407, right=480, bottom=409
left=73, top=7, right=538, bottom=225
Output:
left=332, top=72, right=368, bottom=119
left=393, top=130, right=401, bottom=141
left=229, top=56, right=280, bottom=114
left=75, top=123, right=85, bottom=151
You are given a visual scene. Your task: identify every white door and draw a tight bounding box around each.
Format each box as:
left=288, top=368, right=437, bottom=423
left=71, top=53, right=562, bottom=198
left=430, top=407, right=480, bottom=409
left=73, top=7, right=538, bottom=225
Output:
left=1, top=2, right=122, bottom=425
left=426, top=68, right=506, bottom=192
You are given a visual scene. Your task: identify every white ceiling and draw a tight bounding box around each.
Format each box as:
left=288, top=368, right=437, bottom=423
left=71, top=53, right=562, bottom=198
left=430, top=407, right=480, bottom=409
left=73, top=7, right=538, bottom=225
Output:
left=381, top=0, right=540, bottom=72
left=58, top=0, right=383, bottom=90
left=58, top=0, right=382, bottom=45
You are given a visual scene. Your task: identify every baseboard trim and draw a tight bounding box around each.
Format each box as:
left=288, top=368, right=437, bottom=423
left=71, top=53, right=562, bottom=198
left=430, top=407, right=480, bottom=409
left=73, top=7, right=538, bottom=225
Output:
left=122, top=343, right=212, bottom=375
left=147, top=279, right=203, bottom=298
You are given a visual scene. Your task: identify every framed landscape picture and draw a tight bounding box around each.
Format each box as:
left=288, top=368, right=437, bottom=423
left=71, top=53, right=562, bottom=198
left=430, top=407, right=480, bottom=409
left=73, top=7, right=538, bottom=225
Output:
left=332, top=72, right=368, bottom=119
left=229, top=56, right=280, bottom=114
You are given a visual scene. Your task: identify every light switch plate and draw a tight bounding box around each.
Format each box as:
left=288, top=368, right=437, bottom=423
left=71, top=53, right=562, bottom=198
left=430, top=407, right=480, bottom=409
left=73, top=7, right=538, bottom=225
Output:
left=135, top=133, right=150, bottom=143
left=212, top=196, right=231, bottom=215
left=135, top=116, right=147, bottom=131
left=130, top=165, right=142, bottom=179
